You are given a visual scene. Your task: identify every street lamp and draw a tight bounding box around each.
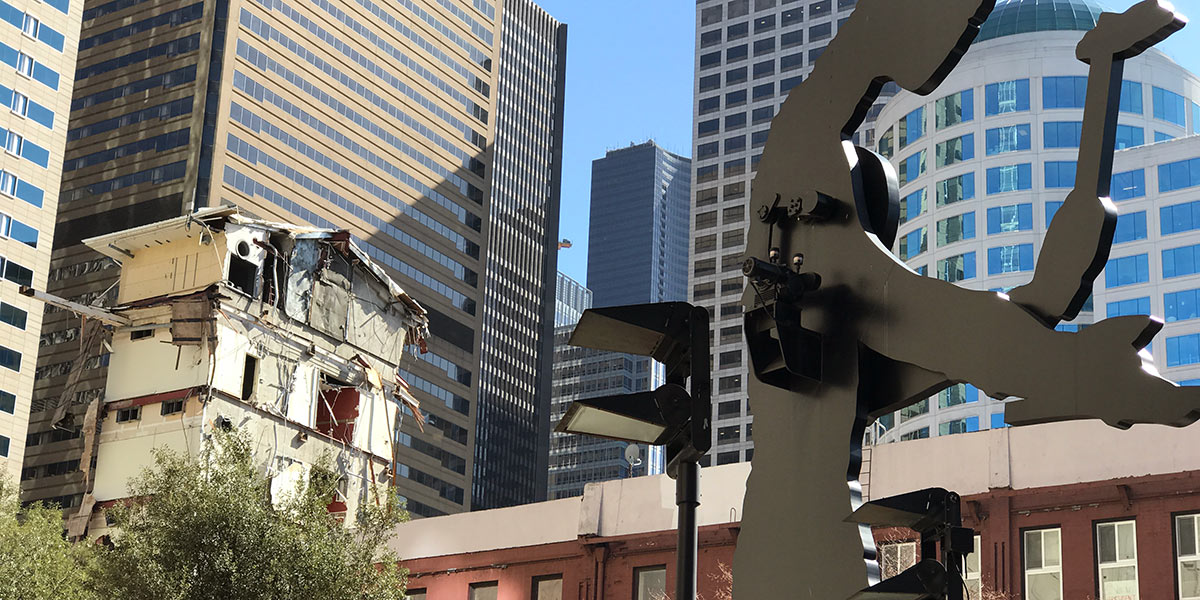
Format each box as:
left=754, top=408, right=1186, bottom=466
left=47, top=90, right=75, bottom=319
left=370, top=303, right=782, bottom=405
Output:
left=555, top=302, right=711, bottom=600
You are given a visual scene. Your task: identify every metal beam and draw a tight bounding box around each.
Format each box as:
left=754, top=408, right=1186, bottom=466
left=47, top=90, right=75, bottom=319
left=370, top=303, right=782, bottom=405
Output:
left=19, top=285, right=130, bottom=326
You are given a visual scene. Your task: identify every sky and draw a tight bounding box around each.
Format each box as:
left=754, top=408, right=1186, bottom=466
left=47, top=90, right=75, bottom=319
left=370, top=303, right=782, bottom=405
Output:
left=536, top=0, right=1200, bottom=286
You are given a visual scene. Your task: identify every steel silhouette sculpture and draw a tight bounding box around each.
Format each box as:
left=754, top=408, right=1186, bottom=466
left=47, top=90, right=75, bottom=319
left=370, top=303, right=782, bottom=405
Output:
left=735, top=0, right=1189, bottom=597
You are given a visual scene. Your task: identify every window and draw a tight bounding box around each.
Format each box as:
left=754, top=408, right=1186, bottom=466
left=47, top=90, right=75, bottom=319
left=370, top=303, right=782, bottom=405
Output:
left=468, top=582, right=498, bottom=600
left=700, top=51, right=721, bottom=69
left=532, top=575, right=562, bottom=600
left=1024, top=528, right=1063, bottom=600
left=696, top=188, right=717, bottom=207
left=696, top=165, right=717, bottom=184
left=0, top=434, right=7, bottom=457
left=697, top=142, right=718, bottom=161
left=699, top=74, right=720, bottom=93
left=900, top=427, right=929, bottom=441
left=986, top=163, right=1032, bottom=194
left=752, top=106, right=774, bottom=125
left=1113, top=211, right=1147, bottom=244
left=877, top=126, right=893, bottom=159
left=717, top=425, right=740, bottom=444
left=899, top=228, right=927, bottom=260
left=726, top=44, right=748, bottom=63
left=22, top=14, right=39, bottom=38
left=810, top=0, right=830, bottom=17
left=728, top=0, right=749, bottom=18
left=116, top=406, right=141, bottom=423
left=991, top=412, right=1007, bottom=429
left=1042, top=76, right=1087, bottom=109
left=899, top=151, right=925, bottom=187
left=4, top=132, right=23, bottom=156
left=935, top=134, right=974, bottom=168
left=879, top=541, right=917, bottom=578
left=718, top=375, right=741, bottom=392
left=1159, top=158, right=1200, bottom=193
left=698, top=96, right=720, bottom=115
left=965, top=535, right=982, bottom=598
left=1043, top=121, right=1082, bottom=148
left=634, top=566, right=667, bottom=600
left=1046, top=201, right=1063, bottom=226
left=937, top=212, right=975, bottom=246
left=987, top=204, right=1033, bottom=234
left=726, top=66, right=747, bottom=85
left=161, top=398, right=185, bottom=415
left=1194, top=102, right=1200, bottom=135
left=899, top=189, right=926, bottom=224
left=1157, top=131, right=1176, bottom=143
left=1169, top=334, right=1200, bottom=367
left=1115, top=125, right=1145, bottom=149
left=0, top=302, right=26, bottom=330
left=939, top=416, right=979, bottom=435
left=1166, top=290, right=1200, bottom=322
left=988, top=244, right=1034, bottom=275
left=1177, top=514, right=1200, bottom=599
left=985, top=79, right=1030, bottom=115
left=1106, top=254, right=1149, bottom=287
left=938, top=252, right=976, bottom=282
left=781, top=52, right=803, bottom=72
left=754, top=14, right=775, bottom=32
left=1110, top=296, right=1151, bottom=319
left=753, top=82, right=774, bottom=101
left=718, top=400, right=741, bottom=417
left=727, top=21, right=748, bottom=40
left=0, top=390, right=13, bottom=414
left=700, top=29, right=722, bottom=48
left=935, top=89, right=973, bottom=130
left=985, top=124, right=1031, bottom=155
left=752, top=59, right=774, bottom=79
left=899, top=107, right=925, bottom=149
left=780, top=75, right=802, bottom=94
left=406, top=590, right=426, bottom=600
left=1096, top=520, right=1138, bottom=600
left=1120, top=80, right=1143, bottom=114
left=724, top=135, right=746, bottom=153
left=10, top=91, right=27, bottom=117
left=809, top=22, right=830, bottom=41
left=1045, top=161, right=1077, bottom=189
left=937, top=173, right=975, bottom=206
left=939, top=383, right=978, bottom=408
left=1112, top=169, right=1145, bottom=201
left=16, top=53, right=34, bottom=77
left=1165, top=245, right=1200, bottom=279
left=698, top=119, right=719, bottom=137
left=781, top=29, right=803, bottom=48
left=755, top=0, right=775, bottom=10
left=701, top=5, right=723, bottom=25
left=1153, top=86, right=1186, bottom=127
left=782, top=7, right=801, bottom=26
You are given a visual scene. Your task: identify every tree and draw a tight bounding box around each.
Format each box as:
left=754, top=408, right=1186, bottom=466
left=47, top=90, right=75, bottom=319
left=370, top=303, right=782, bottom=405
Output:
left=90, top=431, right=409, bottom=600
left=0, top=476, right=96, bottom=600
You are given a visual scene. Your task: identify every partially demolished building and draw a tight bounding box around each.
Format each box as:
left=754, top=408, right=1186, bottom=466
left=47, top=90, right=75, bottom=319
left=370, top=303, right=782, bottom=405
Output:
left=26, top=208, right=431, bottom=536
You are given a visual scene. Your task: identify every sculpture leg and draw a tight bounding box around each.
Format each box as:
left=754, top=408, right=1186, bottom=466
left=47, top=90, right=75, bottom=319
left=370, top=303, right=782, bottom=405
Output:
left=733, top=348, right=872, bottom=599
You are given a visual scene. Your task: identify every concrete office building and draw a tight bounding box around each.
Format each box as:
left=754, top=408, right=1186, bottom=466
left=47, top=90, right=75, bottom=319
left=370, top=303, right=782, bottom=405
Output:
left=587, top=141, right=691, bottom=309
left=547, top=272, right=652, bottom=500
left=690, top=0, right=860, bottom=467
left=22, top=0, right=564, bottom=516
left=471, top=0, right=565, bottom=511
left=871, top=0, right=1200, bottom=444
left=0, top=0, right=81, bottom=476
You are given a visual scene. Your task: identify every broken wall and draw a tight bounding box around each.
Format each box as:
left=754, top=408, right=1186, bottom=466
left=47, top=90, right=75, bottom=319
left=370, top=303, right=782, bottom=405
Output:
left=116, top=232, right=228, bottom=304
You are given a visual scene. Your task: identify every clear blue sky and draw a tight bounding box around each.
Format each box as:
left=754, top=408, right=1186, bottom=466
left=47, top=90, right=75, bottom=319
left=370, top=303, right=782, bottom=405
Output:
left=537, top=0, right=1200, bottom=286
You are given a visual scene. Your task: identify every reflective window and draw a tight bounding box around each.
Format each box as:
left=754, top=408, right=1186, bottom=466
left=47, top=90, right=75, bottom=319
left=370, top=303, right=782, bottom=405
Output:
left=750, top=129, right=769, bottom=148
left=754, top=14, right=775, bottom=32
left=726, top=66, right=747, bottom=85
left=1157, top=131, right=1176, bottom=143
left=0, top=302, right=25, bottom=330
left=781, top=7, right=802, bottom=26
left=9, top=91, right=25, bottom=117
left=634, top=566, right=667, bottom=600
left=1106, top=254, right=1149, bottom=287
left=1113, top=211, right=1147, bottom=244
left=699, top=74, right=720, bottom=93
left=754, top=37, right=774, bottom=56
left=1177, top=514, right=1200, bottom=599
left=987, top=244, right=1034, bottom=275
left=1163, top=201, right=1200, bottom=236
left=781, top=29, right=803, bottom=48
left=1111, top=169, right=1146, bottom=201
left=899, top=151, right=925, bottom=187
left=728, top=0, right=749, bottom=18
left=899, top=188, right=926, bottom=225
left=935, top=89, right=973, bottom=130
left=810, top=0, right=830, bottom=18
left=1164, top=245, right=1200, bottom=279
left=985, top=79, right=1030, bottom=115
left=1043, top=121, right=1082, bottom=148
left=938, top=383, right=978, bottom=408
left=780, top=75, right=803, bottom=94
left=753, top=82, right=774, bottom=101
left=699, top=119, right=719, bottom=137
left=899, top=107, right=925, bottom=149
left=726, top=44, right=748, bottom=62
left=753, top=59, right=774, bottom=79
left=727, top=21, right=748, bottom=40
left=1153, top=86, right=1186, bottom=127
left=726, top=112, right=747, bottom=130
left=939, top=416, right=979, bottom=435
left=0, top=343, right=20, bottom=371
left=987, top=204, right=1032, bottom=234
left=1120, top=80, right=1143, bottom=114
left=879, top=541, right=917, bottom=579
left=986, top=163, right=1032, bottom=194
left=1165, top=290, right=1199, bottom=322
left=1115, top=125, right=1144, bottom=149
left=0, top=434, right=7, bottom=456
left=899, top=228, right=927, bottom=260
left=1109, top=296, right=1151, bottom=319
left=1193, top=102, right=1200, bottom=134
left=697, top=142, right=718, bottom=160
left=937, top=212, right=975, bottom=246
left=878, top=126, right=893, bottom=159
left=726, top=89, right=747, bottom=107
left=985, top=124, right=1031, bottom=155
left=936, top=173, right=975, bottom=206
left=752, top=106, right=773, bottom=124
left=701, top=5, right=723, bottom=25
left=1168, top=334, right=1200, bottom=367
left=899, top=427, right=929, bottom=441
left=781, top=52, right=803, bottom=72
left=1046, top=201, right=1062, bottom=226
left=700, top=51, right=721, bottom=70
left=700, top=29, right=722, bottom=47
left=725, top=135, right=746, bottom=153
left=935, top=133, right=973, bottom=168
left=1025, top=529, right=1063, bottom=600
left=15, top=52, right=32, bottom=77
left=1042, top=76, right=1087, bottom=109
left=1160, top=158, right=1200, bottom=193
left=809, top=21, right=830, bottom=41
left=1045, top=161, right=1077, bottom=189
left=0, top=389, right=11, bottom=414
left=699, top=96, right=720, bottom=115
left=938, top=252, right=976, bottom=282
left=21, top=14, right=38, bottom=38
left=991, top=412, right=1007, bottom=428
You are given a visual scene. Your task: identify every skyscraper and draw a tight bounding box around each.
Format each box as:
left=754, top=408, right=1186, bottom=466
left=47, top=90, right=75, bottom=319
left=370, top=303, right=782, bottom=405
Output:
left=690, top=0, right=861, bottom=467
left=471, top=0, right=565, bottom=510
left=0, top=0, right=82, bottom=477
left=588, top=141, right=691, bottom=309
left=22, top=0, right=564, bottom=517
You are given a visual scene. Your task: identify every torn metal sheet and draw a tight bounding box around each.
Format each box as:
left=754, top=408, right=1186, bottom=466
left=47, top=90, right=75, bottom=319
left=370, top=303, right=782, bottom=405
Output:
left=309, top=248, right=352, bottom=340
left=285, top=238, right=321, bottom=323
left=50, top=323, right=108, bottom=427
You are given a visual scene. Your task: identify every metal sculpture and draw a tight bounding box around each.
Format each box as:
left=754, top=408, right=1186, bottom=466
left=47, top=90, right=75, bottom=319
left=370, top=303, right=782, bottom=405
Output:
left=735, top=0, right=1189, bottom=597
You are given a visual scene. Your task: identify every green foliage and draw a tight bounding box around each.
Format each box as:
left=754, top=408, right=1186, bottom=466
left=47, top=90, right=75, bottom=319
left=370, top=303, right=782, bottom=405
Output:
left=0, top=477, right=96, bottom=600
left=90, top=431, right=409, bottom=600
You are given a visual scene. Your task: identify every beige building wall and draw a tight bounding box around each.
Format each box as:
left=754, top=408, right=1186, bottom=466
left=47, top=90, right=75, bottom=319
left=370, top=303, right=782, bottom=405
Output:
left=0, top=0, right=82, bottom=478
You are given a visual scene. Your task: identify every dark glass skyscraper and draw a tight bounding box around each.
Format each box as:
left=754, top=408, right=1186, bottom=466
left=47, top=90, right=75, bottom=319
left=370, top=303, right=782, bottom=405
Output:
left=587, top=141, right=691, bottom=309
left=471, top=0, right=566, bottom=510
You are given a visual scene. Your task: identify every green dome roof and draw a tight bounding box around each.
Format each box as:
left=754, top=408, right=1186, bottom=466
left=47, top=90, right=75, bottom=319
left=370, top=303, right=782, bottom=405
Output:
left=976, top=0, right=1106, bottom=43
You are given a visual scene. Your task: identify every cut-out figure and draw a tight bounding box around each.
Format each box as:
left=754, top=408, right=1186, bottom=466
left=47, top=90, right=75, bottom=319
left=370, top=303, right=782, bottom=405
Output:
left=735, top=1, right=1188, bottom=598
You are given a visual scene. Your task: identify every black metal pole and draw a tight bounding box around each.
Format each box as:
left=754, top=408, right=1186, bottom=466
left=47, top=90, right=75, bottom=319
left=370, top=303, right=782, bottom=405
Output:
left=675, top=459, right=700, bottom=600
